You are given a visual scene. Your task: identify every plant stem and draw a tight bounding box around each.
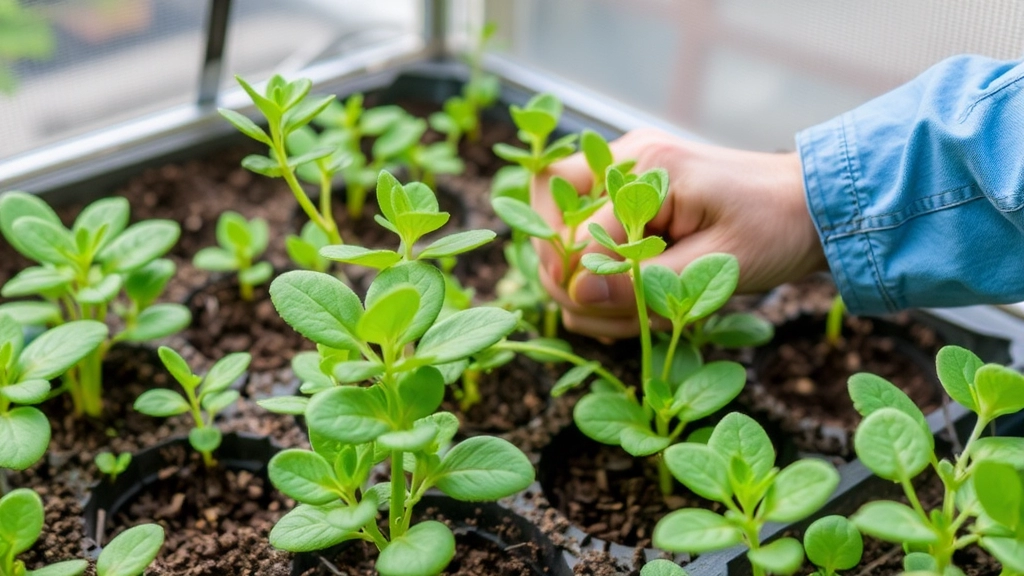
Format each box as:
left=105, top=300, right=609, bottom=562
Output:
left=661, top=324, right=683, bottom=382
left=458, top=370, right=481, bottom=411
left=390, top=451, right=406, bottom=539
left=631, top=261, right=652, bottom=383
left=239, top=279, right=253, bottom=302
left=655, top=414, right=673, bottom=495
left=495, top=340, right=629, bottom=392
left=348, top=184, right=366, bottom=221
left=543, top=300, right=559, bottom=339
left=363, top=520, right=389, bottom=551
left=79, top=345, right=105, bottom=418
left=319, top=170, right=340, bottom=244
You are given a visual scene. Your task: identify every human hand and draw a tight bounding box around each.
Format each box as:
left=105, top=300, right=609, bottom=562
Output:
left=533, top=128, right=827, bottom=339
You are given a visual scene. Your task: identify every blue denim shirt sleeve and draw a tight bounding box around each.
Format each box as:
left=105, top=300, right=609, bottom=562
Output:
left=797, top=54, right=1024, bottom=314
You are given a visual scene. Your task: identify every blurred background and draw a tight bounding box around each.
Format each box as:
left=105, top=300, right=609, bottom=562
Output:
left=2, top=0, right=1024, bottom=163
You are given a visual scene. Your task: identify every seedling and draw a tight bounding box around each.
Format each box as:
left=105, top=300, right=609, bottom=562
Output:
left=845, top=345, right=1024, bottom=574
left=0, top=192, right=189, bottom=418
left=285, top=221, right=331, bottom=273
left=429, top=22, right=500, bottom=144
left=640, top=559, right=689, bottom=576
left=493, top=93, right=577, bottom=174
left=94, top=451, right=131, bottom=484
left=652, top=413, right=840, bottom=576
left=134, top=347, right=248, bottom=467
left=220, top=75, right=343, bottom=243
left=192, top=211, right=273, bottom=301
left=0, top=488, right=164, bottom=576
left=540, top=167, right=772, bottom=494
left=825, top=295, right=845, bottom=347
left=0, top=315, right=107, bottom=476
left=803, top=515, right=863, bottom=575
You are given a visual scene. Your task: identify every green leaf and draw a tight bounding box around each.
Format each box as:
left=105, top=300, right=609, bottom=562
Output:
left=377, top=424, right=438, bottom=452
left=0, top=488, right=43, bottom=554
left=587, top=222, right=620, bottom=252
left=581, top=253, right=630, bottom=275
left=200, top=390, right=239, bottom=414
left=672, top=361, right=746, bottom=422
left=613, top=181, right=661, bottom=238
left=324, top=494, right=379, bottom=532
left=203, top=352, right=250, bottom=395
left=332, top=361, right=384, bottom=384
left=189, top=427, right=222, bottom=454
left=652, top=509, right=743, bottom=554
left=613, top=236, right=666, bottom=262
left=358, top=285, right=420, bottom=346
left=320, top=245, right=402, bottom=270
left=851, top=500, right=938, bottom=545
left=269, top=449, right=342, bottom=505
left=935, top=345, right=983, bottom=411
left=493, top=143, right=535, bottom=169
left=848, top=372, right=930, bottom=436
left=619, top=425, right=671, bottom=457
left=124, top=259, right=176, bottom=308
left=762, top=459, right=839, bottom=522
left=510, top=106, right=557, bottom=139
left=491, top=197, right=556, bottom=239
left=573, top=392, right=647, bottom=445
left=903, top=552, right=937, bottom=573
left=0, top=192, right=62, bottom=259
left=134, top=389, right=190, bottom=417
left=707, top=412, right=775, bottom=481
left=974, top=364, right=1024, bottom=420
left=241, top=154, right=283, bottom=177
left=704, top=313, right=774, bottom=348
left=157, top=346, right=198, bottom=389
left=0, top=407, right=50, bottom=470
left=551, top=362, right=599, bottom=396
left=257, top=395, right=309, bottom=415
left=0, top=301, right=61, bottom=326
left=581, top=130, right=613, bottom=179
left=972, top=461, right=1022, bottom=529
left=663, top=443, right=732, bottom=502
left=679, top=253, right=739, bottom=321
left=219, top=108, right=271, bottom=145
left=803, top=515, right=863, bottom=572
left=981, top=537, right=1024, bottom=572
left=306, top=386, right=391, bottom=444
left=418, top=230, right=496, bottom=260
left=971, top=437, right=1024, bottom=469
left=640, top=559, right=689, bottom=576
left=98, top=220, right=180, bottom=272
left=853, top=407, right=933, bottom=482
left=1, top=379, right=50, bottom=405
left=398, top=366, right=445, bottom=422
left=747, top=537, right=804, bottom=576
left=415, top=308, right=518, bottom=365
left=269, top=504, right=357, bottom=552
left=11, top=217, right=76, bottom=266
left=1, top=266, right=72, bottom=298
left=77, top=274, right=122, bottom=305
left=28, top=560, right=88, bottom=576
left=118, top=303, right=190, bottom=343
left=17, top=320, right=107, bottom=380
left=270, top=271, right=363, bottom=350
left=642, top=265, right=680, bottom=319
left=376, top=521, right=455, bottom=576
left=73, top=197, right=129, bottom=252
left=193, top=247, right=238, bottom=271
left=365, top=262, right=445, bottom=346
left=96, top=524, right=165, bottom=576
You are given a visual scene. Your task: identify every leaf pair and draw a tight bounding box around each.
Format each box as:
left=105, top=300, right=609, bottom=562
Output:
left=654, top=413, right=839, bottom=575
left=0, top=316, right=107, bottom=470
left=193, top=211, right=273, bottom=297
left=493, top=93, right=577, bottom=173
left=0, top=488, right=163, bottom=576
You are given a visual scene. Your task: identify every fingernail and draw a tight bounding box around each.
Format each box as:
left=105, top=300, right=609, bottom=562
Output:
left=570, top=272, right=611, bottom=305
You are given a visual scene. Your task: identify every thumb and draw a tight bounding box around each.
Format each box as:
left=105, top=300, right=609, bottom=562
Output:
left=568, top=268, right=637, bottom=312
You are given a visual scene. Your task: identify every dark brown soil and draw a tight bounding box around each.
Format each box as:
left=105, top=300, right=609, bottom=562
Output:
left=540, top=427, right=721, bottom=548
left=445, top=355, right=550, bottom=435
left=749, top=313, right=944, bottom=458
left=101, top=443, right=291, bottom=576
left=184, top=276, right=314, bottom=372
left=450, top=234, right=510, bottom=304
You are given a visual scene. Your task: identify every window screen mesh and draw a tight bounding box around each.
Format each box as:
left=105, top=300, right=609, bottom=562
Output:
left=486, top=0, right=1024, bottom=150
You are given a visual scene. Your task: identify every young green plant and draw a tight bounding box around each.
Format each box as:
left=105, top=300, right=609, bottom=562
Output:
left=134, top=347, right=248, bottom=467
left=285, top=221, right=331, bottom=273
left=0, top=488, right=164, bottom=576
left=826, top=295, right=845, bottom=347
left=652, top=413, right=840, bottom=576
left=429, top=22, right=500, bottom=145
left=493, top=93, right=576, bottom=174
left=803, top=515, right=863, bottom=576
left=192, top=211, right=273, bottom=301
left=0, top=192, right=189, bottom=418
left=94, top=451, right=131, bottom=484
left=220, top=75, right=343, bottom=243
left=845, top=345, right=1024, bottom=575
left=0, top=314, right=107, bottom=481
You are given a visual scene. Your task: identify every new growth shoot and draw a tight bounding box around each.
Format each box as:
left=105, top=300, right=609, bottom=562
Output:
left=193, top=211, right=273, bottom=301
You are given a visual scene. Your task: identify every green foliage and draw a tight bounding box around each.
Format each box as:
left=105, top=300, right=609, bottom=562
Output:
left=0, top=488, right=163, bottom=576
left=640, top=559, right=689, bottom=576
left=847, top=345, right=1024, bottom=575
left=803, top=515, right=863, bottom=575
left=193, top=211, right=272, bottom=300
left=430, top=22, right=500, bottom=145
left=652, top=413, right=839, bottom=576
left=134, top=347, right=248, bottom=467
left=261, top=172, right=532, bottom=575
left=0, top=192, right=189, bottom=419
left=0, top=313, right=107, bottom=472
left=493, top=93, right=576, bottom=174
left=94, top=451, right=131, bottom=483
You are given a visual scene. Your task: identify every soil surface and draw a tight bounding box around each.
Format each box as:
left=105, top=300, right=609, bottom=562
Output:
left=749, top=313, right=944, bottom=457
left=445, top=354, right=550, bottom=435
left=101, top=442, right=291, bottom=576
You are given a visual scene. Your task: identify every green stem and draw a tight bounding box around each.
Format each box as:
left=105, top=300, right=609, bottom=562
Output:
left=390, top=451, right=406, bottom=539
left=274, top=143, right=339, bottom=245
left=458, top=370, right=481, bottom=411
left=363, top=520, right=389, bottom=551
left=901, top=477, right=929, bottom=522
left=655, top=413, right=673, bottom=495
left=495, top=340, right=629, bottom=392
left=743, top=522, right=766, bottom=576
left=661, top=324, right=683, bottom=382
left=319, top=170, right=340, bottom=243
left=631, top=261, right=652, bottom=383
left=79, top=344, right=105, bottom=418
left=348, top=184, right=366, bottom=221
left=543, top=300, right=559, bottom=339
